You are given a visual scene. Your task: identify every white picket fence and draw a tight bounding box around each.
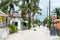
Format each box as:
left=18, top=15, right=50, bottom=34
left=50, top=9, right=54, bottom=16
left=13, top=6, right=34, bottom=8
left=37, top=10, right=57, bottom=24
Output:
left=0, top=28, right=9, bottom=39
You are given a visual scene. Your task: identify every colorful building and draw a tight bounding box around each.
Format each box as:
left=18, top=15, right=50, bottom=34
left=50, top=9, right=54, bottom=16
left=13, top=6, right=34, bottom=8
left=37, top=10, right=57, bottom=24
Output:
left=0, top=11, right=9, bottom=27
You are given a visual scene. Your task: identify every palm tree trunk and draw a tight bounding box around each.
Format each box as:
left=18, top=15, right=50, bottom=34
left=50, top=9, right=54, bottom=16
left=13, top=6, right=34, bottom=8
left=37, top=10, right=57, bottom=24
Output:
left=27, top=11, right=31, bottom=29
left=31, top=15, right=34, bottom=27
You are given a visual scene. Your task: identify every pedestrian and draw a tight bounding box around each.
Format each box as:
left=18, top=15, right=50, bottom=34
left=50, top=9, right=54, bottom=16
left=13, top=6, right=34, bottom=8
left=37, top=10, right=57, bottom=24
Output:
left=38, top=23, right=40, bottom=28
left=50, top=24, right=56, bottom=36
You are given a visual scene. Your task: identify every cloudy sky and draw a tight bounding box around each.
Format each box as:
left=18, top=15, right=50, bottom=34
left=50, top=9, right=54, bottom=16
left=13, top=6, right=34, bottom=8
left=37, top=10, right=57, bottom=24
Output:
left=34, top=0, right=60, bottom=22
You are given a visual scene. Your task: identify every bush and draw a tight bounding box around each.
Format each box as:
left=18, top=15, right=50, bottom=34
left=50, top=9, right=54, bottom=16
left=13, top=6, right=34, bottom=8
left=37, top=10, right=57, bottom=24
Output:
left=47, top=19, right=52, bottom=30
left=8, top=24, right=18, bottom=34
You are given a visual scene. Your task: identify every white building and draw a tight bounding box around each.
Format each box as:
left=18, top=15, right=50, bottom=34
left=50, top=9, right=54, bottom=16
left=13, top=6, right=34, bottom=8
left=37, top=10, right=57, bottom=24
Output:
left=10, top=12, right=25, bottom=30
left=10, top=18, right=22, bottom=30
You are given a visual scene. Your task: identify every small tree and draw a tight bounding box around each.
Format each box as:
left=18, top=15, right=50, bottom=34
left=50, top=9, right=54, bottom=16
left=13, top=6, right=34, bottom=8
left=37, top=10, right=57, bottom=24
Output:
left=43, top=16, right=52, bottom=29
left=8, top=24, right=18, bottom=34
left=43, top=17, right=48, bottom=26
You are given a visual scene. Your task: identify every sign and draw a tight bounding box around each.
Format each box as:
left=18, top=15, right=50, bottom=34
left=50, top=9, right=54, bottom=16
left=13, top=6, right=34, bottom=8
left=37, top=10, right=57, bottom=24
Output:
left=52, top=14, right=57, bottom=20
left=0, top=16, right=5, bottom=21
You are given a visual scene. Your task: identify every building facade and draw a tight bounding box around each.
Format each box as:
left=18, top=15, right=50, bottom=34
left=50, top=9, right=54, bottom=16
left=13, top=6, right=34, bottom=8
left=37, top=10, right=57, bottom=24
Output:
left=9, top=12, right=25, bottom=30
left=0, top=11, right=9, bottom=27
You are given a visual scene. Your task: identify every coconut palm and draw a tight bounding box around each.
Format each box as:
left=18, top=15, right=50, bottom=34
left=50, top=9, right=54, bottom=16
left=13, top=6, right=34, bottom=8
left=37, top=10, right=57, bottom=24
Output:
left=0, top=0, right=19, bottom=14
left=0, top=0, right=41, bottom=29
left=19, top=0, right=41, bottom=28
left=31, top=4, right=42, bottom=27
left=31, top=0, right=42, bottom=27
left=43, top=17, right=48, bottom=26
left=52, top=8, right=60, bottom=19
left=54, top=8, right=60, bottom=19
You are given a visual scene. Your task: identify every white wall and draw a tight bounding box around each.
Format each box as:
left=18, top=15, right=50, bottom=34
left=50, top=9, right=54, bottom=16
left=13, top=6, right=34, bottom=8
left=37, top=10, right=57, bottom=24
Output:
left=10, top=18, right=21, bottom=30
left=0, top=28, right=9, bottom=38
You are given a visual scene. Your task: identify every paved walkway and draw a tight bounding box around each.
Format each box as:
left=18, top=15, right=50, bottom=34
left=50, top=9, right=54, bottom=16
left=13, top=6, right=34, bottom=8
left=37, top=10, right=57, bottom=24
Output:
left=3, top=26, right=60, bottom=40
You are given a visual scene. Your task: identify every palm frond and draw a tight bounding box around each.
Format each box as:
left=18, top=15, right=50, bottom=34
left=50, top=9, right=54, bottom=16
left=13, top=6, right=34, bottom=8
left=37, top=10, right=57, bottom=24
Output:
left=37, top=12, right=42, bottom=15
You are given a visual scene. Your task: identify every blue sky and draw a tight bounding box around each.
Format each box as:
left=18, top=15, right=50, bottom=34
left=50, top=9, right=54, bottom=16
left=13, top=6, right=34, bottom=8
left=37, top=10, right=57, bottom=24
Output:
left=34, top=0, right=60, bottom=22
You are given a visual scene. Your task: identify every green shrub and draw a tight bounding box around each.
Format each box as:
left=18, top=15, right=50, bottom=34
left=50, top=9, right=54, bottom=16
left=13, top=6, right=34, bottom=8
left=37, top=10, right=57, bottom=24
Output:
left=47, top=19, right=52, bottom=30
left=8, top=24, right=18, bottom=34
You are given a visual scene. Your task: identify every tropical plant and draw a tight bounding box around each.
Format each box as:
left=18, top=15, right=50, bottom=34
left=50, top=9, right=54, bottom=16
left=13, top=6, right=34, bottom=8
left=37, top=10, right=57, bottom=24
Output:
left=43, top=17, right=48, bottom=26
left=43, top=16, right=52, bottom=29
left=8, top=24, right=18, bottom=34
left=34, top=19, right=41, bottom=24
left=0, top=0, right=41, bottom=29
left=19, top=0, right=41, bottom=29
left=53, top=8, right=60, bottom=19
left=0, top=0, right=19, bottom=14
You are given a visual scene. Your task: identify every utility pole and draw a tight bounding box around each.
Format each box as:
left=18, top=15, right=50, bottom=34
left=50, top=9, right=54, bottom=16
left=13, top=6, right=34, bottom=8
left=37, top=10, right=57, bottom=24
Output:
left=49, top=0, right=51, bottom=19
left=47, top=7, right=48, bottom=25
left=49, top=0, right=51, bottom=29
left=47, top=7, right=48, bottom=19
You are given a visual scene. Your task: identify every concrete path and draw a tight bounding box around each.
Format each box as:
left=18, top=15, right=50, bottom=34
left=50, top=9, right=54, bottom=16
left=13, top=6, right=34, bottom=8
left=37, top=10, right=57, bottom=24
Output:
left=4, top=26, right=60, bottom=40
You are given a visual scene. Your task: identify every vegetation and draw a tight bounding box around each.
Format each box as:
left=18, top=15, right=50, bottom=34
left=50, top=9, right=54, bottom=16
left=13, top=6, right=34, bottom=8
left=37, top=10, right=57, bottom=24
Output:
left=0, top=0, right=19, bottom=14
left=47, top=18, right=52, bottom=29
left=0, top=0, right=41, bottom=29
left=43, top=17, right=48, bottom=26
left=53, top=8, right=60, bottom=19
left=19, top=0, right=41, bottom=29
left=43, top=16, right=52, bottom=29
left=33, top=19, right=41, bottom=27
left=8, top=24, right=18, bottom=34
left=34, top=19, right=41, bottom=24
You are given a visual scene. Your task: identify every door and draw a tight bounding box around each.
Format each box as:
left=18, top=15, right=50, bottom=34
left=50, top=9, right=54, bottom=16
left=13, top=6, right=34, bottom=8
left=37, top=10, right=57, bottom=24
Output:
left=12, top=22, right=18, bottom=26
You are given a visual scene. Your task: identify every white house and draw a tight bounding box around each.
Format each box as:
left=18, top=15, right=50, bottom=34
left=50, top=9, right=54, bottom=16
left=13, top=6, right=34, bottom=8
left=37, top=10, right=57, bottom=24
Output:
left=10, top=12, right=25, bottom=30
left=10, top=18, right=22, bottom=30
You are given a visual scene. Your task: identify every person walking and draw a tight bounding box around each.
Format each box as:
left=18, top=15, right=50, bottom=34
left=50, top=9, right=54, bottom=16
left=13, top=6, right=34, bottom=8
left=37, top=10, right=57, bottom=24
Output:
left=50, top=24, right=56, bottom=36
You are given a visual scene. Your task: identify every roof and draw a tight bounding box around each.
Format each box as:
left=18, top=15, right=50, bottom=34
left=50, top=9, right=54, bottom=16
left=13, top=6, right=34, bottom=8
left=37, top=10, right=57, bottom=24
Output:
left=0, top=11, right=9, bottom=17
left=10, top=13, right=21, bottom=17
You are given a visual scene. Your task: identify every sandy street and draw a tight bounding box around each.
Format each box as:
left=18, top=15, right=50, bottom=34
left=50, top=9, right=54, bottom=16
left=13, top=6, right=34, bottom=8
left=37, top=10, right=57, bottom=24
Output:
left=3, top=26, right=60, bottom=40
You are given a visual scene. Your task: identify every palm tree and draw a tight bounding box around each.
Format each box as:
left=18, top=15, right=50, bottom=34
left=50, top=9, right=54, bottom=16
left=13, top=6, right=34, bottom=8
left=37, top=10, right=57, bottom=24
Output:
left=43, top=16, right=52, bottom=29
left=54, top=8, right=60, bottom=19
left=52, top=8, right=60, bottom=19
left=0, top=0, right=41, bottom=29
left=19, top=0, right=41, bottom=28
left=43, top=17, right=48, bottom=26
left=0, top=0, right=19, bottom=14
left=31, top=0, right=42, bottom=27
left=31, top=5, right=42, bottom=27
